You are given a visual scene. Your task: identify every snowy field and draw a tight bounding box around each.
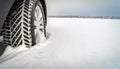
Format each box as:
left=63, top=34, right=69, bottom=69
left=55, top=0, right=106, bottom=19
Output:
left=0, top=18, right=120, bottom=69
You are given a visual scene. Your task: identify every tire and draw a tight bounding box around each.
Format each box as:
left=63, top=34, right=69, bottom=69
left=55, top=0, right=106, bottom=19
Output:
left=2, top=0, right=47, bottom=48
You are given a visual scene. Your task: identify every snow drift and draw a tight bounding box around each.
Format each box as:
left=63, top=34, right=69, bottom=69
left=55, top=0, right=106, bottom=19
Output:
left=0, top=18, right=120, bottom=69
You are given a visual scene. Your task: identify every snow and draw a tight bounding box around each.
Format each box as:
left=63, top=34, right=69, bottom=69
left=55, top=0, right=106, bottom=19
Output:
left=0, top=18, right=120, bottom=69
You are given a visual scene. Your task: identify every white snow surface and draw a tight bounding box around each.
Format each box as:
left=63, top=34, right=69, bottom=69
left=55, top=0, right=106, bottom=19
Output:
left=0, top=18, right=120, bottom=69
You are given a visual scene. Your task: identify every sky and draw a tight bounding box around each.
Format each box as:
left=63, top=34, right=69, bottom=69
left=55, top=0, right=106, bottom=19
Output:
left=46, top=0, right=120, bottom=17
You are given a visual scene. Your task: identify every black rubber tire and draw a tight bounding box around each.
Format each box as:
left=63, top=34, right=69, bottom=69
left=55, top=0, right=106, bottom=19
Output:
left=2, top=0, right=47, bottom=48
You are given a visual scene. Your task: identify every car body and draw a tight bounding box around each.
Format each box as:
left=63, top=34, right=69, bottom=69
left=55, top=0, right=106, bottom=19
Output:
left=0, top=0, right=47, bottom=35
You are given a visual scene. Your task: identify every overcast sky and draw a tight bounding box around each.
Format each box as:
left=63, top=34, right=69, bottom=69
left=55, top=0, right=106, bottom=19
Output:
left=46, top=0, right=120, bottom=17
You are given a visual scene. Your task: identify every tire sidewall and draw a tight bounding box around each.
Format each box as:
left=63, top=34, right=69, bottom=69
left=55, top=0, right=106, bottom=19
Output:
left=31, top=0, right=46, bottom=46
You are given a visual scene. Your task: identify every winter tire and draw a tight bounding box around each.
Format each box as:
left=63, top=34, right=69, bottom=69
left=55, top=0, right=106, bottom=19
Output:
left=2, top=0, right=47, bottom=48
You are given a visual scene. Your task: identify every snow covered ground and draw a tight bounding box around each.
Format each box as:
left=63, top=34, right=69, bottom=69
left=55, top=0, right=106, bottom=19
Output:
left=0, top=18, right=120, bottom=69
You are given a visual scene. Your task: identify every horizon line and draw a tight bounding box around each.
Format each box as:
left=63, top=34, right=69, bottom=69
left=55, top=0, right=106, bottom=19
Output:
left=48, top=16, right=120, bottom=20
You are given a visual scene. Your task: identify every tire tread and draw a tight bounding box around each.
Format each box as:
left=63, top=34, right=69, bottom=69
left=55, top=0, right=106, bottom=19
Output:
left=2, top=0, right=35, bottom=47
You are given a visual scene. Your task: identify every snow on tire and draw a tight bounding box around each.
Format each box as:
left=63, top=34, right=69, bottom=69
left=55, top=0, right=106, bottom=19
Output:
left=2, top=0, right=46, bottom=48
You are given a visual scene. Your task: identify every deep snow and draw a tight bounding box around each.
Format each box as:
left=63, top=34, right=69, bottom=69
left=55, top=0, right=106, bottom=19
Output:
left=0, top=18, right=120, bottom=69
